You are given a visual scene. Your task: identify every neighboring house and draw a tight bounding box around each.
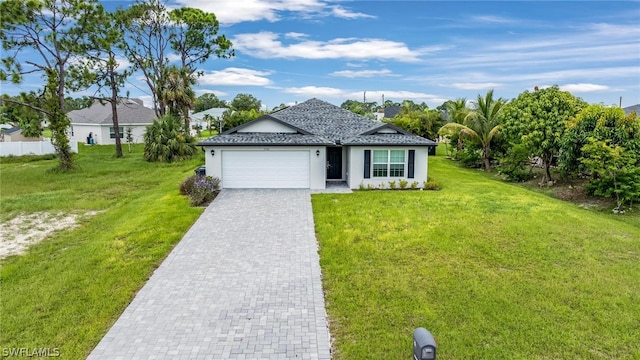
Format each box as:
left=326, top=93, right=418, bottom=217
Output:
left=190, top=108, right=228, bottom=130
left=67, top=99, right=156, bottom=145
left=197, top=98, right=437, bottom=190
left=374, top=106, right=402, bottom=121
left=1, top=126, right=42, bottom=142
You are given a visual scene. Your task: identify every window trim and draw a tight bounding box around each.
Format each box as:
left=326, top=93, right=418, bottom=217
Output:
left=110, top=126, right=124, bottom=139
left=371, top=149, right=406, bottom=178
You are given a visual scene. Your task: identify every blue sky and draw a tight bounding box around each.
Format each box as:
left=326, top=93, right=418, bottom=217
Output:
left=2, top=0, right=640, bottom=110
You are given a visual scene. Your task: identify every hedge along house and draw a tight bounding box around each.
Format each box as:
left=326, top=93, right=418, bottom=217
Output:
left=67, top=99, right=156, bottom=145
left=197, top=98, right=437, bottom=190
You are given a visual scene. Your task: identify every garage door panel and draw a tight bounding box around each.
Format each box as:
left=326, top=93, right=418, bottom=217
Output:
left=222, top=150, right=310, bottom=188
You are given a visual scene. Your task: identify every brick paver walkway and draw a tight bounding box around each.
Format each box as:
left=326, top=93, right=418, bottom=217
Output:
left=88, top=189, right=331, bottom=359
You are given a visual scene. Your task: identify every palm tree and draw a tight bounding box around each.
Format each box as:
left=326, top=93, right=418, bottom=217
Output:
left=445, top=97, right=469, bottom=124
left=161, top=66, right=196, bottom=132
left=438, top=90, right=505, bottom=171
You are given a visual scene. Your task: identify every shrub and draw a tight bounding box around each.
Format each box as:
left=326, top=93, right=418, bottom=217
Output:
left=180, top=175, right=220, bottom=206
left=399, top=179, right=408, bottom=189
left=180, top=174, right=197, bottom=195
left=388, top=180, right=397, bottom=190
left=410, top=181, right=419, bottom=189
left=498, top=143, right=534, bottom=182
left=423, top=177, right=440, bottom=190
left=144, top=115, right=197, bottom=162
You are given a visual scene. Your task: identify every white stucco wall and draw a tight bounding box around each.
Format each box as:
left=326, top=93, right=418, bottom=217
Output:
left=69, top=124, right=101, bottom=144
left=203, top=146, right=327, bottom=189
left=70, top=124, right=148, bottom=145
left=347, top=146, right=429, bottom=189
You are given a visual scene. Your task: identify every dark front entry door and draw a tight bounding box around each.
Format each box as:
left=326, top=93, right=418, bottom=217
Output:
left=327, top=147, right=342, bottom=179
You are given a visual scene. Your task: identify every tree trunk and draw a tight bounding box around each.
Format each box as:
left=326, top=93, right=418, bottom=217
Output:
left=51, top=68, right=74, bottom=171
left=483, top=145, right=491, bottom=172
left=110, top=66, right=123, bottom=158
left=541, top=153, right=553, bottom=184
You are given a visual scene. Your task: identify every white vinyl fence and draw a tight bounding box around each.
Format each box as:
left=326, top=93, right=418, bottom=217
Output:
left=0, top=140, right=78, bottom=157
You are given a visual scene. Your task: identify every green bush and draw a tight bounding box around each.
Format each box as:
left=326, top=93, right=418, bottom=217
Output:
left=498, top=143, right=534, bottom=182
left=423, top=177, right=440, bottom=190
left=180, top=175, right=220, bottom=206
left=144, top=115, right=197, bottom=162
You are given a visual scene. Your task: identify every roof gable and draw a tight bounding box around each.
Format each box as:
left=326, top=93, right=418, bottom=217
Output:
left=360, top=123, right=411, bottom=136
left=222, top=115, right=312, bottom=135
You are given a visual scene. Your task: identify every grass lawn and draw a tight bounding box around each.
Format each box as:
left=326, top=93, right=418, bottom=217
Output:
left=312, top=150, right=640, bottom=359
left=0, top=144, right=204, bottom=359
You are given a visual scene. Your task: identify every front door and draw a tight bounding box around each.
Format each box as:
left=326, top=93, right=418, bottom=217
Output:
left=327, top=147, right=342, bottom=179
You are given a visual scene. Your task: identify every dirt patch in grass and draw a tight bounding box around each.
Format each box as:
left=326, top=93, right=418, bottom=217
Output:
left=0, top=211, right=98, bottom=260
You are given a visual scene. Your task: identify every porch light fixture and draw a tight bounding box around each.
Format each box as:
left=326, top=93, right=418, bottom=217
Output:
left=210, top=149, right=215, bottom=156
left=316, top=149, right=320, bottom=157
left=413, top=328, right=436, bottom=360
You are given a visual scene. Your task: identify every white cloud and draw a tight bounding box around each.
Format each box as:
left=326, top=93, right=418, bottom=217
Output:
left=451, top=82, right=503, bottom=90
left=283, top=86, right=347, bottom=98
left=330, top=5, right=375, bottom=19
left=198, top=67, right=272, bottom=86
left=233, top=32, right=421, bottom=62
left=560, top=83, right=610, bottom=93
left=330, top=69, right=394, bottom=78
left=472, top=15, right=517, bottom=24
left=195, top=89, right=229, bottom=97
left=285, top=32, right=308, bottom=39
left=172, top=0, right=372, bottom=24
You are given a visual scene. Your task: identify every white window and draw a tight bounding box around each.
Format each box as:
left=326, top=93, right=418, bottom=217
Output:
left=373, top=150, right=405, bottom=177
left=110, top=126, right=124, bottom=139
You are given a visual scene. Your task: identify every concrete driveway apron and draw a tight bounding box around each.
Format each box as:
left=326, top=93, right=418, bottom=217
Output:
left=88, top=189, right=331, bottom=360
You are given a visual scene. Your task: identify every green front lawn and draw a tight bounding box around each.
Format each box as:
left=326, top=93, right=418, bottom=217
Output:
left=0, top=145, right=204, bottom=358
left=313, top=155, right=640, bottom=359
left=2, top=144, right=638, bottom=359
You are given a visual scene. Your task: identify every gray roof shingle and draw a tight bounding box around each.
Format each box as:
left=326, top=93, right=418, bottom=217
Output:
left=68, top=99, right=156, bottom=125
left=199, top=133, right=333, bottom=146
left=343, top=133, right=437, bottom=146
left=197, top=98, right=437, bottom=147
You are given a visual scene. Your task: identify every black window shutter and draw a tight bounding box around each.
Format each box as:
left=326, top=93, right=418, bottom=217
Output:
left=364, top=150, right=371, bottom=179
left=408, top=150, right=415, bottom=178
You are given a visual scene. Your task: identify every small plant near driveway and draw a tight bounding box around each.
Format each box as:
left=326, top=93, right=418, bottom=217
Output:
left=180, top=175, right=220, bottom=206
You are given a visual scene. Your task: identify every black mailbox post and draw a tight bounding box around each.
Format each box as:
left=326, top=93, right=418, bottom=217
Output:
left=413, top=327, right=436, bottom=360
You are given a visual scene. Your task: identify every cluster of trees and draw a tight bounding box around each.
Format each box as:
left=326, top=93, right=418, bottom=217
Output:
left=432, top=86, right=639, bottom=211
left=0, top=0, right=232, bottom=165
left=339, top=89, right=638, bottom=210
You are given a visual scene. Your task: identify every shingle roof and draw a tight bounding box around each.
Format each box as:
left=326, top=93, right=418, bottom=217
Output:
left=199, top=133, right=333, bottom=146
left=343, top=133, right=437, bottom=146
left=68, top=99, right=156, bottom=125
left=3, top=126, right=22, bottom=135
left=191, top=108, right=228, bottom=121
left=268, top=98, right=379, bottom=142
left=197, top=98, right=436, bottom=147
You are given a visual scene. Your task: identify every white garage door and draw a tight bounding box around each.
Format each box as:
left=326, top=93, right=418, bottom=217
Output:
left=222, top=150, right=310, bottom=188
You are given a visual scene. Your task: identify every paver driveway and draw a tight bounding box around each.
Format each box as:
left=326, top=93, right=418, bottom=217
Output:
left=88, top=189, right=331, bottom=359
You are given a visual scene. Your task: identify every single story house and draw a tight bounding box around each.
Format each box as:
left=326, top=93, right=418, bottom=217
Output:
left=197, top=98, right=437, bottom=190
left=67, top=99, right=156, bottom=145
left=190, top=107, right=228, bottom=130
left=1, top=126, right=42, bottom=142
